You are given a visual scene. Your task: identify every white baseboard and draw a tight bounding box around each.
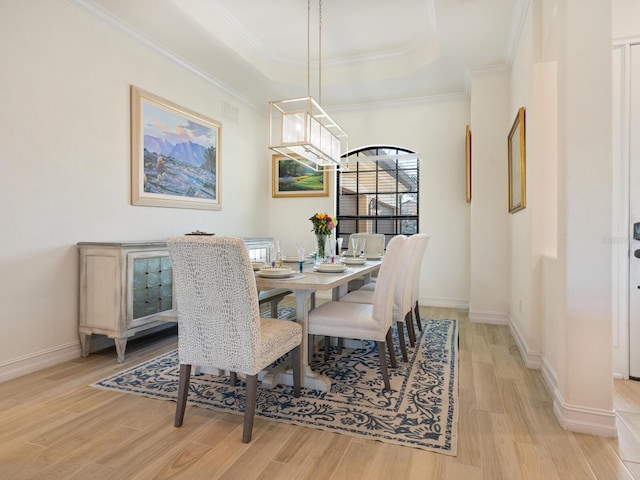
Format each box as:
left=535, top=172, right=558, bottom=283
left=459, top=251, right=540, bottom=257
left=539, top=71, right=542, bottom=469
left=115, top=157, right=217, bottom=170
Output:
left=552, top=394, right=617, bottom=437
left=0, top=342, right=82, bottom=383
left=540, top=356, right=558, bottom=394
left=420, top=296, right=469, bottom=309
left=0, top=324, right=177, bottom=383
left=468, top=309, right=509, bottom=325
left=508, top=317, right=542, bottom=369
left=535, top=345, right=617, bottom=437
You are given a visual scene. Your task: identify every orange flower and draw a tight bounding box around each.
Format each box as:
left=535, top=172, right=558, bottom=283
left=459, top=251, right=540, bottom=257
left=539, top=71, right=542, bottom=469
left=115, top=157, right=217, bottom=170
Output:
left=309, top=212, right=338, bottom=234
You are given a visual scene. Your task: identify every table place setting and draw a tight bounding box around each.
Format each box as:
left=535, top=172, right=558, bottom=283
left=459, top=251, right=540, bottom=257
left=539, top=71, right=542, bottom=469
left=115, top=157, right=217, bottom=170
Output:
left=281, top=255, right=300, bottom=263
left=312, top=263, right=348, bottom=273
left=255, top=266, right=297, bottom=278
left=339, top=255, right=367, bottom=265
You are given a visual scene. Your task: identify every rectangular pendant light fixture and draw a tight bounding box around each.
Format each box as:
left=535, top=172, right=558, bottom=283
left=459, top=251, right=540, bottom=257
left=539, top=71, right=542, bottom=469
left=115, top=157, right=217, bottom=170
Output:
left=269, top=96, right=348, bottom=170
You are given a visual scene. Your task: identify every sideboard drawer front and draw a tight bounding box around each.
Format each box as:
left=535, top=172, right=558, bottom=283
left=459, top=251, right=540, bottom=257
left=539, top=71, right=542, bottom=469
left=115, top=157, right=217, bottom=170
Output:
left=128, top=252, right=174, bottom=327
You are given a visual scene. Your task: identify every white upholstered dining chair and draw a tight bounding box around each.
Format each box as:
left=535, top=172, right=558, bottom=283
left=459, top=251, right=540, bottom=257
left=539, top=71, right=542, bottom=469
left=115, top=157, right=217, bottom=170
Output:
left=358, top=234, right=429, bottom=338
left=338, top=234, right=428, bottom=362
left=308, top=235, right=406, bottom=391
left=167, top=236, right=302, bottom=443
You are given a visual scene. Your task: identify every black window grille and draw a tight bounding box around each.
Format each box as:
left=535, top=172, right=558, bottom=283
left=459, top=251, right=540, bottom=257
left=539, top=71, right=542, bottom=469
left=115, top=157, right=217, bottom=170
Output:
left=336, top=146, right=419, bottom=252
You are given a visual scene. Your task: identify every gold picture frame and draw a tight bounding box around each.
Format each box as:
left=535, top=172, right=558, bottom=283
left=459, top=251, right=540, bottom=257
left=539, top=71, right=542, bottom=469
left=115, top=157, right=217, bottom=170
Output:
left=508, top=107, right=526, bottom=213
left=466, top=125, right=472, bottom=203
left=131, top=86, right=221, bottom=210
left=272, top=155, right=329, bottom=198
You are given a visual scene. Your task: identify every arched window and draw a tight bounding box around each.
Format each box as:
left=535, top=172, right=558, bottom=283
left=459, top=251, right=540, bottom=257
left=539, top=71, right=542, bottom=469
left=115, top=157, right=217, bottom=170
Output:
left=336, top=146, right=419, bottom=249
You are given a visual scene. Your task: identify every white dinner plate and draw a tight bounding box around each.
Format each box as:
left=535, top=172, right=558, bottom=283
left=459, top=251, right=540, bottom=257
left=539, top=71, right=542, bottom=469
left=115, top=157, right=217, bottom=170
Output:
left=340, top=256, right=366, bottom=265
left=252, top=262, right=264, bottom=271
left=256, top=268, right=294, bottom=278
left=281, top=256, right=300, bottom=263
left=314, top=264, right=347, bottom=273
left=365, top=254, right=383, bottom=260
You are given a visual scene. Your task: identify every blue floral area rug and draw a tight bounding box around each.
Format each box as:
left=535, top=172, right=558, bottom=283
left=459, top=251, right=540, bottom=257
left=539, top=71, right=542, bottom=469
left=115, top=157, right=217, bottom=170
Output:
left=92, top=312, right=458, bottom=454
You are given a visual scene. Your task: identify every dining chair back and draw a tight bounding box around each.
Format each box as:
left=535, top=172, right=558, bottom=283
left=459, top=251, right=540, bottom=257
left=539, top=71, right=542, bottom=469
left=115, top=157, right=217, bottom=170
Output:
left=345, top=233, right=385, bottom=257
left=370, top=235, right=408, bottom=331
left=410, top=234, right=430, bottom=332
left=395, top=234, right=430, bottom=344
left=167, top=235, right=302, bottom=443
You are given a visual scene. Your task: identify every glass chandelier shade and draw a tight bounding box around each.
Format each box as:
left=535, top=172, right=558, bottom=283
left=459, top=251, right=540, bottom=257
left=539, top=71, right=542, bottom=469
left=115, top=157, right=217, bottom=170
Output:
left=269, top=96, right=348, bottom=169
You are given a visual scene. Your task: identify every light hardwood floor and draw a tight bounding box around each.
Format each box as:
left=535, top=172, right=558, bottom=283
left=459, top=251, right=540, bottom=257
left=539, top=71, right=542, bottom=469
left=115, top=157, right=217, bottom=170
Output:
left=2, top=305, right=640, bottom=479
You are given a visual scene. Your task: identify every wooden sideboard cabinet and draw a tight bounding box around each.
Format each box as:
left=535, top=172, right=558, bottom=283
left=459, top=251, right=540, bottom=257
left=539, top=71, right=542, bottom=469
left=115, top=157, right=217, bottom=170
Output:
left=77, top=237, right=276, bottom=363
left=77, top=241, right=175, bottom=363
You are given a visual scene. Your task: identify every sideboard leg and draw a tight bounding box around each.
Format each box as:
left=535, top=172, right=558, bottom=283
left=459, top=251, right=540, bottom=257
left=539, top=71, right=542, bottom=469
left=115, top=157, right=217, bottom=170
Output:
left=115, top=338, right=127, bottom=363
left=80, top=334, right=91, bottom=357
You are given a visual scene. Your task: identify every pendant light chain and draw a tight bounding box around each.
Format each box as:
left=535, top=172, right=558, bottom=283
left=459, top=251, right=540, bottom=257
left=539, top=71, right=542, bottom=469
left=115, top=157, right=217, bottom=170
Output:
left=318, top=0, right=322, bottom=105
left=307, top=0, right=323, bottom=103
left=307, top=0, right=311, bottom=98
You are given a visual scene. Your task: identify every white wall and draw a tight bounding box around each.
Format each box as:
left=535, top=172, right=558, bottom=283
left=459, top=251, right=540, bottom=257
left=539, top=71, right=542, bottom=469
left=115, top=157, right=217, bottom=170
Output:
left=508, top=1, right=535, bottom=354
left=0, top=0, right=270, bottom=378
left=612, top=0, right=640, bottom=39
left=495, top=0, right=615, bottom=435
left=468, top=69, right=511, bottom=324
left=266, top=95, right=472, bottom=307
left=514, top=0, right=615, bottom=435
left=0, top=1, right=473, bottom=381
left=332, top=97, right=471, bottom=308
left=556, top=0, right=613, bottom=427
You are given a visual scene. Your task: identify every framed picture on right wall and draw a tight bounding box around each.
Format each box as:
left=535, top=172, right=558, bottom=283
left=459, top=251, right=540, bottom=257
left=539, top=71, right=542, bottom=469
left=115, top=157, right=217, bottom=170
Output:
left=466, top=125, right=472, bottom=203
left=508, top=106, right=526, bottom=213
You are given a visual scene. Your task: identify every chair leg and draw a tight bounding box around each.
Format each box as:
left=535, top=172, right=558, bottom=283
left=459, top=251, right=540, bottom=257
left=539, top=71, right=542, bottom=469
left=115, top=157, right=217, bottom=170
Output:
left=414, top=301, right=422, bottom=331
left=376, top=341, right=391, bottom=392
left=386, top=329, right=397, bottom=369
left=174, top=364, right=192, bottom=427
left=396, top=321, right=408, bottom=362
left=324, top=336, right=331, bottom=362
left=337, top=337, right=344, bottom=354
left=230, top=372, right=237, bottom=386
left=405, top=311, right=416, bottom=347
left=308, top=334, right=314, bottom=364
left=243, top=374, right=258, bottom=443
left=291, top=345, right=301, bottom=398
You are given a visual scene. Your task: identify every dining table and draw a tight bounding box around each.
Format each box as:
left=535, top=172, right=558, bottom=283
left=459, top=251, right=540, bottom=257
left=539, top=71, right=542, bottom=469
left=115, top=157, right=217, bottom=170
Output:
left=255, top=258, right=382, bottom=392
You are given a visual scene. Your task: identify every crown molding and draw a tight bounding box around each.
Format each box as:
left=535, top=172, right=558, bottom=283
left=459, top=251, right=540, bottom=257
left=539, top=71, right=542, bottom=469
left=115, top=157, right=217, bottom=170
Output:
left=505, top=0, right=532, bottom=70
left=64, top=0, right=262, bottom=113
left=331, top=92, right=468, bottom=113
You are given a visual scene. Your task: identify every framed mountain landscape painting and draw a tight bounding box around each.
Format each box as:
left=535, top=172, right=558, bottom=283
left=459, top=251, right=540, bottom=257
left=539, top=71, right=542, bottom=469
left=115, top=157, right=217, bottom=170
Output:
left=130, top=86, right=221, bottom=210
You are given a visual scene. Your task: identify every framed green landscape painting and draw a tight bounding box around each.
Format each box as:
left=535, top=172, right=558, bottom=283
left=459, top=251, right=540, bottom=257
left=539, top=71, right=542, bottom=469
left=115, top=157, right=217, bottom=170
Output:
left=272, top=155, right=329, bottom=198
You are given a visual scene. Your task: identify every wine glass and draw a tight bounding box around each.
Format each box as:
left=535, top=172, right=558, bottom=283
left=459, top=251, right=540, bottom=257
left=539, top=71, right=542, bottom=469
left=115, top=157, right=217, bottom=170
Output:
left=351, top=237, right=358, bottom=257
left=268, top=240, right=282, bottom=267
left=275, top=240, right=282, bottom=267
left=337, top=237, right=343, bottom=256
left=358, top=238, right=366, bottom=257
left=296, top=241, right=305, bottom=273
